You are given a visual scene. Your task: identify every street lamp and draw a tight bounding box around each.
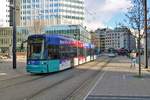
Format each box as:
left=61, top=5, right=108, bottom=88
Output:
left=10, top=0, right=17, bottom=69
left=143, top=0, right=148, bottom=68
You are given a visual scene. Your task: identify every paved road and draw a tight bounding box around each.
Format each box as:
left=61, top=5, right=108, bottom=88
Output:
left=1, top=56, right=150, bottom=100
left=0, top=59, right=27, bottom=80
left=86, top=56, right=150, bottom=100
left=0, top=56, right=109, bottom=100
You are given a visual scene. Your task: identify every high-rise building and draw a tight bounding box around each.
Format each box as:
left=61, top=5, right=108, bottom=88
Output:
left=0, top=0, right=20, bottom=27
left=20, top=0, right=84, bottom=27
left=0, top=0, right=10, bottom=27
left=10, top=0, right=21, bottom=26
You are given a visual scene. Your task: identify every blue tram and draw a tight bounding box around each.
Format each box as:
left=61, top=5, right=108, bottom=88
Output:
left=26, top=34, right=96, bottom=73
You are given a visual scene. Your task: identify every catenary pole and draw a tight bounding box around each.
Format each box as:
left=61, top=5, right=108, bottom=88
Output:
left=13, top=0, right=17, bottom=69
left=144, top=0, right=148, bottom=68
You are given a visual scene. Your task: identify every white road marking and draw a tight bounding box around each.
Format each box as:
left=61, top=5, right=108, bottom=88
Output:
left=0, top=73, right=7, bottom=76
left=83, top=70, right=107, bottom=100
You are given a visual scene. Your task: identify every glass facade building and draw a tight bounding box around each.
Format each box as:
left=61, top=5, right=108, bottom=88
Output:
left=20, top=0, right=84, bottom=27
left=44, top=25, right=91, bottom=43
left=0, top=25, right=90, bottom=53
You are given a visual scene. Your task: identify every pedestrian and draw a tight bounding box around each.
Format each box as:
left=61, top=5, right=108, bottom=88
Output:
left=130, top=53, right=137, bottom=68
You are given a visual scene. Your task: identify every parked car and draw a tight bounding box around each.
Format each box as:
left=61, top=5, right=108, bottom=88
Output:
left=108, top=53, right=116, bottom=57
left=117, top=48, right=128, bottom=56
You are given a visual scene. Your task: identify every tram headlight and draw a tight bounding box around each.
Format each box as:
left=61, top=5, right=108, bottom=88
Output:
left=27, top=62, right=30, bottom=64
left=41, top=62, right=44, bottom=65
left=41, top=62, right=46, bottom=65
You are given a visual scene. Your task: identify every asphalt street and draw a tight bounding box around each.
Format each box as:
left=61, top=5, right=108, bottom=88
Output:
left=0, top=56, right=108, bottom=100
left=0, top=56, right=150, bottom=100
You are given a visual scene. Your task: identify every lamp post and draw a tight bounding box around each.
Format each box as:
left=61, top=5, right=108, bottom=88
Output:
left=10, top=0, right=17, bottom=69
left=143, top=0, right=148, bottom=68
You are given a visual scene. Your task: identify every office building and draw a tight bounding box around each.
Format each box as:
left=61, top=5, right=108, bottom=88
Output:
left=10, top=0, right=21, bottom=26
left=0, top=27, right=28, bottom=53
left=105, top=27, right=136, bottom=51
left=20, top=0, right=84, bottom=27
left=0, top=0, right=10, bottom=27
left=95, top=28, right=110, bottom=52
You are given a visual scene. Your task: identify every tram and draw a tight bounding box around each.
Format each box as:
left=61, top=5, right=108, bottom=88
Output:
left=26, top=34, right=96, bottom=73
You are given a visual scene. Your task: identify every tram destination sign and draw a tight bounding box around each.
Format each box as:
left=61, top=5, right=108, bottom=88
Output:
left=30, top=38, right=43, bottom=43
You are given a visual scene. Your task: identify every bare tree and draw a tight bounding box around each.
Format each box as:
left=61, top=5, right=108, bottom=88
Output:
left=126, top=0, right=144, bottom=76
left=30, top=19, right=45, bottom=34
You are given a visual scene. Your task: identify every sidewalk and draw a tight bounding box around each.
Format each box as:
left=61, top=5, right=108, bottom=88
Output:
left=136, top=55, right=150, bottom=67
left=0, top=59, right=27, bottom=81
left=86, top=56, right=150, bottom=100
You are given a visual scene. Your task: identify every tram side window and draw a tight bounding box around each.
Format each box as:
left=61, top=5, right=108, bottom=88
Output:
left=47, top=45, right=59, bottom=59
left=60, top=45, right=68, bottom=59
left=68, top=46, right=76, bottom=58
left=70, top=47, right=76, bottom=58
left=91, top=48, right=94, bottom=55
left=60, top=45, right=76, bottom=59
left=87, top=48, right=91, bottom=56
left=79, top=47, right=84, bottom=56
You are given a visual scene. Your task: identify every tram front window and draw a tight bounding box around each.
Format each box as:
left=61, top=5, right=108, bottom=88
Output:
left=27, top=38, right=45, bottom=60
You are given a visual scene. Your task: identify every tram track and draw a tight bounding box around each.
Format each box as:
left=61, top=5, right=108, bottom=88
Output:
left=63, top=58, right=112, bottom=100
left=0, top=74, right=49, bottom=90
left=0, top=57, right=108, bottom=100
left=0, top=73, right=28, bottom=81
left=21, top=58, right=107, bottom=100
left=0, top=59, right=98, bottom=90
left=0, top=57, right=105, bottom=90
left=25, top=58, right=109, bottom=100
left=24, top=75, right=75, bottom=100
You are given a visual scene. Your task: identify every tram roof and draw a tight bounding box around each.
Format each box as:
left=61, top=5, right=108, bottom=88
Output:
left=28, top=34, right=94, bottom=48
left=28, top=34, right=73, bottom=40
left=28, top=34, right=74, bottom=45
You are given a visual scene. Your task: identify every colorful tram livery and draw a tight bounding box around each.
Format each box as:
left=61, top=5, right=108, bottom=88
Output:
left=26, top=34, right=96, bottom=73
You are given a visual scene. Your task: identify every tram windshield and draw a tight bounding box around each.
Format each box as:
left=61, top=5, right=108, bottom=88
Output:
left=27, top=38, right=45, bottom=60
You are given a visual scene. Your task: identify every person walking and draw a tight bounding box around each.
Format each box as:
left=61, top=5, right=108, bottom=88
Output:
left=130, top=53, right=137, bottom=68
